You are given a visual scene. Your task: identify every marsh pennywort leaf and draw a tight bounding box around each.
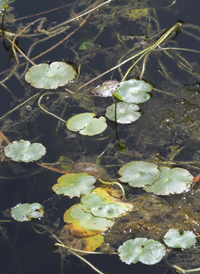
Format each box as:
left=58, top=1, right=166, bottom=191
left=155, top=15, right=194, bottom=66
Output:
left=64, top=204, right=114, bottom=232
left=163, top=229, right=196, bottom=249
left=66, top=112, right=107, bottom=136
left=81, top=191, right=133, bottom=218
left=145, top=167, right=193, bottom=195
left=25, top=61, right=76, bottom=89
left=52, top=173, right=96, bottom=198
left=114, top=79, right=152, bottom=104
left=118, top=238, right=166, bottom=265
left=106, top=102, right=141, bottom=124
left=4, top=140, right=46, bottom=162
left=118, top=161, right=160, bottom=187
left=11, top=203, right=44, bottom=222
left=92, top=80, right=119, bottom=97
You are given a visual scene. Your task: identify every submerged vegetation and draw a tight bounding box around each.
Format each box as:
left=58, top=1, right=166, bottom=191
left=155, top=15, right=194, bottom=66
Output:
left=0, top=0, right=200, bottom=273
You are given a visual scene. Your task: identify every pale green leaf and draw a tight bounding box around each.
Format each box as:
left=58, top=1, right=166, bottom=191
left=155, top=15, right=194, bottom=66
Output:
left=25, top=62, right=76, bottom=89
left=11, top=203, right=44, bottom=222
left=66, top=113, right=107, bottom=136
left=114, top=79, right=152, bottom=104
left=118, top=238, right=166, bottom=265
left=52, top=173, right=96, bottom=197
left=163, top=229, right=196, bottom=249
left=4, top=140, right=46, bottom=162
left=118, top=161, right=160, bottom=187
left=106, top=102, right=141, bottom=124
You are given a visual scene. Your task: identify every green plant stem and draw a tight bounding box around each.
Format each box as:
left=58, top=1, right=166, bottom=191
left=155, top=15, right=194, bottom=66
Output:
left=122, top=22, right=181, bottom=81
left=77, top=22, right=181, bottom=91
left=38, top=92, right=68, bottom=123
left=54, top=243, right=105, bottom=274
left=173, top=265, right=200, bottom=273
left=98, top=178, right=125, bottom=201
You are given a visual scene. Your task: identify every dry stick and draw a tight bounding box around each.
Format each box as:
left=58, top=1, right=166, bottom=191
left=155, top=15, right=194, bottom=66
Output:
left=37, top=163, right=70, bottom=174
left=0, top=131, right=10, bottom=144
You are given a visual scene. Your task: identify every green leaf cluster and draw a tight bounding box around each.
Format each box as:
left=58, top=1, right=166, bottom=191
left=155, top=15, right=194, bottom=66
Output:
left=118, top=161, right=193, bottom=195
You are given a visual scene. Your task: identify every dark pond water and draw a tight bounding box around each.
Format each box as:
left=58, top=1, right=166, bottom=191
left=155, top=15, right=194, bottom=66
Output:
left=0, top=0, right=200, bottom=273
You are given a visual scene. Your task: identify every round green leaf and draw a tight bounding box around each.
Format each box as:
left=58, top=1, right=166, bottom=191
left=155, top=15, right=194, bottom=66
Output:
left=92, top=80, right=119, bottom=97
left=0, top=0, right=6, bottom=11
left=65, top=204, right=114, bottom=232
left=145, top=167, right=193, bottom=195
left=106, top=102, right=141, bottom=124
left=11, top=203, right=44, bottom=222
left=163, top=229, right=196, bottom=249
left=4, top=140, right=46, bottom=162
left=118, top=161, right=160, bottom=187
left=81, top=193, right=133, bottom=218
left=25, top=62, right=76, bottom=89
left=66, top=113, right=107, bottom=136
left=114, top=79, right=152, bottom=104
left=118, top=238, right=166, bottom=265
left=52, top=173, right=96, bottom=198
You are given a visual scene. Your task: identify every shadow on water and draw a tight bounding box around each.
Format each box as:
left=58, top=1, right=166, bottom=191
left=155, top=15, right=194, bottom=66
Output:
left=0, top=0, right=200, bottom=273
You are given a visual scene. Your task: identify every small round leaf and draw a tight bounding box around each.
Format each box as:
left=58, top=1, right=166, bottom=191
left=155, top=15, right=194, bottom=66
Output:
left=11, top=203, right=44, bottom=222
left=163, top=229, right=196, bottom=249
left=66, top=113, right=107, bottom=136
left=145, top=167, right=193, bottom=195
left=118, top=161, right=160, bottom=187
left=52, top=173, right=96, bottom=198
left=114, top=79, right=152, bottom=104
left=118, top=238, right=166, bottom=265
left=106, top=102, right=141, bottom=124
left=25, top=62, right=76, bottom=89
left=4, top=140, right=46, bottom=162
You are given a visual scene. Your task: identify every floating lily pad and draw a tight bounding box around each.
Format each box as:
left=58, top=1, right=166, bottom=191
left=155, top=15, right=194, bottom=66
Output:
left=145, top=167, right=193, bottom=195
left=52, top=173, right=96, bottom=198
left=118, top=238, right=166, bottom=265
left=118, top=161, right=160, bottom=187
left=25, top=61, right=76, bottom=89
left=66, top=113, right=107, bottom=136
left=114, top=79, right=152, bottom=104
left=92, top=80, right=119, bottom=97
left=64, top=204, right=114, bottom=235
left=11, top=203, right=44, bottom=222
left=81, top=189, right=133, bottom=218
left=4, top=140, right=46, bottom=162
left=163, top=229, right=196, bottom=249
left=106, top=102, right=141, bottom=124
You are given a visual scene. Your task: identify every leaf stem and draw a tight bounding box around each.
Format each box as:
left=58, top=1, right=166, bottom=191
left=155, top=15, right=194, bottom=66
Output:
left=98, top=178, right=125, bottom=201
